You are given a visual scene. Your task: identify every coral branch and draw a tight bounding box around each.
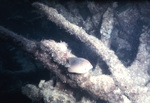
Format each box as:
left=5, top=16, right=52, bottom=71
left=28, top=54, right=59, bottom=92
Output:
left=0, top=26, right=37, bottom=53
left=128, top=26, right=150, bottom=86
left=0, top=26, right=74, bottom=87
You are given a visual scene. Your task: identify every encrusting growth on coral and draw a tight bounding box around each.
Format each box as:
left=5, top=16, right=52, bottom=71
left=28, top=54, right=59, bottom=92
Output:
left=41, top=40, right=93, bottom=74
left=41, top=40, right=73, bottom=66
left=22, top=80, right=77, bottom=103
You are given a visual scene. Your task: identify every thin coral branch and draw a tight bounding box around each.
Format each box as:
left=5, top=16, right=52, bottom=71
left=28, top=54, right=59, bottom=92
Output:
left=0, top=26, right=37, bottom=53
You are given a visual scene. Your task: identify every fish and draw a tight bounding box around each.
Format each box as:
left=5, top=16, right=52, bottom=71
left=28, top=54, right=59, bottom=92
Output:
left=67, top=57, right=93, bottom=74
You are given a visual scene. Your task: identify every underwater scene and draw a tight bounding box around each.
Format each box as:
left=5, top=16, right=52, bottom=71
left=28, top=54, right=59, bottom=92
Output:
left=0, top=0, right=150, bottom=103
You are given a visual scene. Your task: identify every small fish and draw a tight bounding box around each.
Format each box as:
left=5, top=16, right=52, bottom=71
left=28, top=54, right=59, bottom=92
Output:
left=67, top=57, right=93, bottom=74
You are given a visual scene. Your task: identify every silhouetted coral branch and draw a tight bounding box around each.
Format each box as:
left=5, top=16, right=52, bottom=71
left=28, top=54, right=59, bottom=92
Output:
left=0, top=26, right=37, bottom=53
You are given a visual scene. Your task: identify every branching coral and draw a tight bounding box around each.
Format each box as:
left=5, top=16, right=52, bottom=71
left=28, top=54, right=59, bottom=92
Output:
left=0, top=1, right=150, bottom=103
left=32, top=2, right=149, bottom=101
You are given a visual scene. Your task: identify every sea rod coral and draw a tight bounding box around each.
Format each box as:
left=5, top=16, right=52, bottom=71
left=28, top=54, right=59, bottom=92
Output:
left=0, top=1, right=150, bottom=103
